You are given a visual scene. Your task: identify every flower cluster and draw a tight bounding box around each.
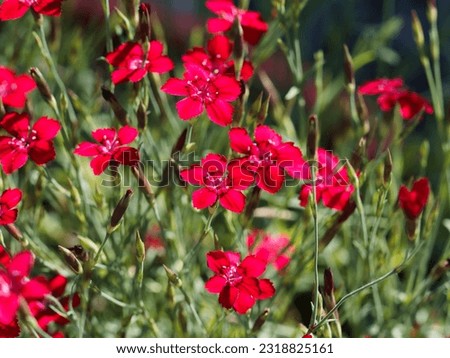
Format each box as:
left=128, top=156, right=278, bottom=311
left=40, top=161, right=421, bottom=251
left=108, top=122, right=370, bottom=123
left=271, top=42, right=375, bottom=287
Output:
left=0, top=246, right=76, bottom=338
left=358, top=78, right=433, bottom=120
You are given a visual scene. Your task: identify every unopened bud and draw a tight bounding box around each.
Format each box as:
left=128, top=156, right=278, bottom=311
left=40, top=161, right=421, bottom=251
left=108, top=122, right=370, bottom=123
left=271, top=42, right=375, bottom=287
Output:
left=252, top=308, right=270, bottom=333
left=58, top=245, right=83, bottom=274
left=427, top=0, right=437, bottom=23
left=350, top=137, right=366, bottom=172
left=323, top=267, right=334, bottom=297
left=163, top=264, right=182, bottom=287
left=4, top=224, right=26, bottom=245
left=177, top=305, right=188, bottom=333
left=101, top=86, right=129, bottom=126
left=430, top=259, right=449, bottom=281
left=343, top=45, right=355, bottom=86
left=135, top=230, right=145, bottom=263
left=411, top=11, right=425, bottom=50
left=137, top=101, right=147, bottom=131
left=232, top=17, right=244, bottom=79
left=29, top=67, right=54, bottom=104
left=405, top=218, right=417, bottom=240
left=109, top=189, right=134, bottom=231
left=249, top=92, right=263, bottom=121
left=137, top=3, right=152, bottom=42
left=307, top=115, right=319, bottom=159
left=383, top=150, right=393, bottom=184
left=244, top=186, right=261, bottom=224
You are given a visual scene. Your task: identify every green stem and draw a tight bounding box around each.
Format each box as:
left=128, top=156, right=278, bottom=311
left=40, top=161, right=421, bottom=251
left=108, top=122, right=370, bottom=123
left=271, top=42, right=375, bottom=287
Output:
left=93, top=231, right=112, bottom=265
left=309, top=160, right=320, bottom=329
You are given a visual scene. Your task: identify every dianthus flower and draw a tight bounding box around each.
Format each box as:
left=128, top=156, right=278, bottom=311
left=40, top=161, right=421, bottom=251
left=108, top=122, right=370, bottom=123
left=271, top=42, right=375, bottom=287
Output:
left=205, top=0, right=268, bottom=45
left=180, top=153, right=249, bottom=213
left=0, top=66, right=36, bottom=108
left=0, top=112, right=60, bottom=174
left=205, top=250, right=275, bottom=314
left=358, top=78, right=433, bottom=120
left=398, top=177, right=430, bottom=220
left=161, top=64, right=241, bottom=126
left=182, top=35, right=253, bottom=82
left=299, top=148, right=354, bottom=211
left=0, top=0, right=62, bottom=21
left=247, top=230, right=293, bottom=271
left=0, top=188, right=22, bottom=225
left=74, top=125, right=140, bottom=175
left=229, top=125, right=306, bottom=193
left=105, top=41, right=174, bottom=85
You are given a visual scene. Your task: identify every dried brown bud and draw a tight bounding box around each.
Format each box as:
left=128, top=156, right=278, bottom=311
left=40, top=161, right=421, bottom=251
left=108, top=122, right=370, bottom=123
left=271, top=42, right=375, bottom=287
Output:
left=101, top=86, right=129, bottom=126
left=307, top=114, right=319, bottom=159
left=324, top=267, right=334, bottom=297
left=109, top=189, right=134, bottom=231
left=137, top=3, right=152, bottom=42
left=68, top=245, right=89, bottom=262
left=252, top=308, right=270, bottom=333
left=58, top=245, right=83, bottom=274
left=383, top=150, right=393, bottom=184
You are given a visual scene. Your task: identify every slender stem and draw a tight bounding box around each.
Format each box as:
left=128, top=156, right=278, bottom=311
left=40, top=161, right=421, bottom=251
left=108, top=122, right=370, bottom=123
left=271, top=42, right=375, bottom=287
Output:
left=179, top=286, right=208, bottom=335
left=93, top=231, right=111, bottom=265
left=309, top=161, right=320, bottom=329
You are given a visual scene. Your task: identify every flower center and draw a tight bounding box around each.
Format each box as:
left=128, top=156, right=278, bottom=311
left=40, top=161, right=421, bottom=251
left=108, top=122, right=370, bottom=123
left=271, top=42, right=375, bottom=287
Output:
left=128, top=58, right=148, bottom=70
left=9, top=137, right=29, bottom=150
left=100, top=136, right=118, bottom=153
left=204, top=172, right=228, bottom=194
left=0, top=275, right=11, bottom=298
left=0, top=81, right=11, bottom=97
left=187, top=76, right=218, bottom=104
left=222, top=265, right=242, bottom=286
left=19, top=0, right=38, bottom=6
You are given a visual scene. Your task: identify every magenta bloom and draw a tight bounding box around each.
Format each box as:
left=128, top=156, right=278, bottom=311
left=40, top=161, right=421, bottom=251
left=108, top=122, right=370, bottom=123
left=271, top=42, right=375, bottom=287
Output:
left=180, top=153, right=249, bottom=213
left=0, top=67, right=36, bottom=107
left=161, top=64, right=241, bottom=126
left=74, top=125, right=140, bottom=175
left=28, top=274, right=80, bottom=338
left=299, top=148, right=354, bottom=211
left=0, top=0, right=62, bottom=21
left=229, top=125, right=306, bottom=193
left=247, top=230, right=293, bottom=272
left=358, top=78, right=433, bottom=120
left=182, top=35, right=254, bottom=82
left=398, top=177, right=430, bottom=220
left=205, top=0, right=268, bottom=45
left=205, top=250, right=275, bottom=314
left=105, top=41, right=174, bottom=85
left=0, top=188, right=22, bottom=225
left=0, top=112, right=60, bottom=174
left=0, top=247, right=50, bottom=326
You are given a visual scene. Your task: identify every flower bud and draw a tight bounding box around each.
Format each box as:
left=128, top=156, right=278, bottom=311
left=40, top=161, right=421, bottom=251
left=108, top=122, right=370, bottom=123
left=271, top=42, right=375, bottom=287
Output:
left=307, top=115, right=319, bottom=160
left=29, top=67, right=55, bottom=104
left=137, top=3, right=152, bottom=42
left=137, top=101, right=147, bottom=131
left=58, top=245, right=83, bottom=274
left=232, top=17, right=244, bottom=79
left=4, top=224, right=27, bottom=246
left=323, top=267, right=334, bottom=297
left=135, top=230, right=146, bottom=263
left=101, top=86, right=129, bottom=126
left=252, top=308, right=270, bottom=333
left=163, top=264, right=182, bottom=287
left=109, top=189, right=134, bottom=232
left=343, top=45, right=354, bottom=86
left=383, top=150, right=393, bottom=185
left=411, top=11, right=425, bottom=50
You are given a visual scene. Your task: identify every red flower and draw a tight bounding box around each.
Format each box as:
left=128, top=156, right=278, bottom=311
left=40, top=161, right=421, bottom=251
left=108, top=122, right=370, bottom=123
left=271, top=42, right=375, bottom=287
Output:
left=247, top=230, right=293, bottom=271
left=0, top=0, right=62, bottom=21
left=0, top=247, right=50, bottom=326
left=205, top=250, right=275, bottom=314
left=74, top=125, right=140, bottom=175
left=28, top=274, right=80, bottom=337
left=161, top=64, right=241, bottom=126
left=0, top=67, right=36, bottom=107
left=0, top=318, right=20, bottom=337
left=398, top=177, right=430, bottom=220
left=229, top=125, right=306, bottom=193
left=0, top=188, right=22, bottom=225
left=205, top=0, right=268, bottom=45
left=105, top=41, right=174, bottom=85
left=180, top=153, right=249, bottom=213
left=299, top=148, right=354, bottom=211
left=0, top=112, right=61, bottom=174
left=358, top=78, right=433, bottom=120
left=182, top=35, right=254, bottom=82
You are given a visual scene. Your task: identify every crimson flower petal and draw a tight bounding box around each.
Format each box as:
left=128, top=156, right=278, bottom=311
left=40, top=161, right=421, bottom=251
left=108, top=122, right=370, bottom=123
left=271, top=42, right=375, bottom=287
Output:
left=161, top=78, right=189, bottom=96
left=205, top=99, right=233, bottom=126
left=232, top=290, right=255, bottom=314
left=0, top=293, right=19, bottom=325
left=192, top=187, right=217, bottom=209
left=0, top=188, right=22, bottom=208
left=33, top=0, right=62, bottom=17
left=0, top=208, right=17, bottom=225
left=32, top=117, right=61, bottom=140
left=218, top=285, right=238, bottom=310
left=254, top=125, right=282, bottom=146
left=239, top=255, right=266, bottom=277
left=206, top=18, right=233, bottom=33
left=21, top=279, right=50, bottom=300
left=92, top=128, right=116, bottom=144
left=176, top=97, right=204, bottom=120
left=219, top=189, right=245, bottom=213
left=28, top=140, right=56, bottom=165
left=207, top=35, right=232, bottom=60
left=105, top=42, right=144, bottom=67
left=0, top=150, right=28, bottom=174
left=229, top=127, right=253, bottom=154
left=117, top=125, right=138, bottom=145
left=73, top=142, right=102, bottom=157
left=7, top=251, right=33, bottom=279
left=205, top=275, right=227, bottom=294
left=90, top=154, right=112, bottom=175
left=0, top=0, right=29, bottom=21
left=256, top=165, right=284, bottom=194
left=0, top=112, right=29, bottom=138
left=180, top=166, right=204, bottom=186
left=213, top=76, right=241, bottom=101
left=258, top=279, right=275, bottom=299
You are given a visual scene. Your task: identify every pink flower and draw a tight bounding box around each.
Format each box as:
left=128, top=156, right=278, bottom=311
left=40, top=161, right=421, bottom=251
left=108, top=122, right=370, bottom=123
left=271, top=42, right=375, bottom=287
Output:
left=299, top=148, right=354, bottom=211
left=358, top=78, right=433, bottom=120
left=161, top=64, right=241, bottom=126
left=0, top=0, right=62, bottom=21
left=0, top=112, right=61, bottom=174
left=0, top=67, right=36, bottom=107
left=182, top=35, right=254, bottom=82
left=0, top=246, right=50, bottom=326
left=28, top=274, right=80, bottom=337
left=205, top=0, right=268, bottom=45
left=398, top=177, right=430, bottom=220
left=0, top=188, right=22, bottom=225
left=247, top=230, right=293, bottom=271
left=105, top=41, right=174, bottom=85
left=229, top=125, right=306, bottom=193
left=180, top=153, right=249, bottom=213
left=74, top=125, right=140, bottom=175
left=205, top=250, right=275, bottom=314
